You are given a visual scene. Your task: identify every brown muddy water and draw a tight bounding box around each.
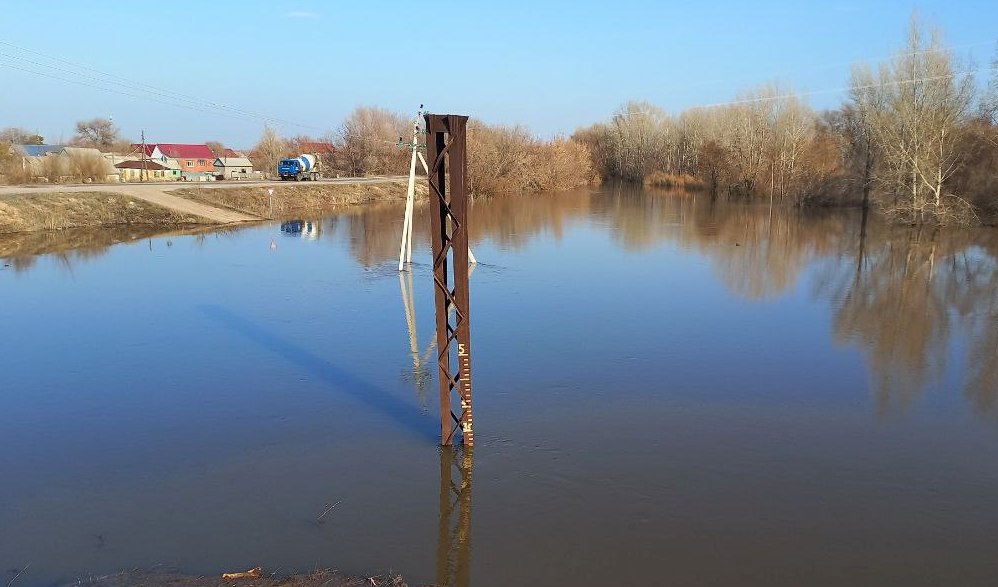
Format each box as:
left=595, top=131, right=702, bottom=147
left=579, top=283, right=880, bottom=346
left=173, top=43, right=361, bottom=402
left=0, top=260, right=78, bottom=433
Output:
left=2, top=185, right=998, bottom=587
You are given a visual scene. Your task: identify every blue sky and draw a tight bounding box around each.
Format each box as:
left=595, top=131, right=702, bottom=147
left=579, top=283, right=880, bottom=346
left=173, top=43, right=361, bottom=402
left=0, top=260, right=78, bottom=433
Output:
left=0, top=0, right=995, bottom=147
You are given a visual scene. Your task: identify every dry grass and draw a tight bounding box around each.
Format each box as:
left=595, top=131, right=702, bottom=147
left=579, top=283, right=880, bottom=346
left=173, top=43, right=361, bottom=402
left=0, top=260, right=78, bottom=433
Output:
left=67, top=568, right=410, bottom=587
left=643, top=171, right=706, bottom=191
left=0, top=192, right=211, bottom=234
left=174, top=181, right=421, bottom=218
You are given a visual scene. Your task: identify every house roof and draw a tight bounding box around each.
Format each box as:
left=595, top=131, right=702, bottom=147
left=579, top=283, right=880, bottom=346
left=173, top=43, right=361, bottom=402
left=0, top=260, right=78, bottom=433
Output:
left=222, top=148, right=244, bottom=158
left=131, top=143, right=215, bottom=159
left=115, top=160, right=169, bottom=171
left=17, top=144, right=64, bottom=156
left=60, top=146, right=105, bottom=158
left=157, top=144, right=214, bottom=159
left=131, top=144, right=156, bottom=157
left=214, top=157, right=253, bottom=168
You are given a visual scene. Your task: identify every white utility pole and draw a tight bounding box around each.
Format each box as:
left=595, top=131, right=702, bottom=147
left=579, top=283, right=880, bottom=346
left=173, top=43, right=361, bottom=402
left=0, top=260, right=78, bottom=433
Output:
left=398, top=108, right=477, bottom=271
left=397, top=117, right=420, bottom=271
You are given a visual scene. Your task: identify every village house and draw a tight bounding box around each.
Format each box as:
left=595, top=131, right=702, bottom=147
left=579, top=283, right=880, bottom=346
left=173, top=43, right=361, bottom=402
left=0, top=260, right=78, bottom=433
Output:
left=113, top=159, right=178, bottom=182
left=213, top=155, right=257, bottom=180
left=133, top=143, right=217, bottom=181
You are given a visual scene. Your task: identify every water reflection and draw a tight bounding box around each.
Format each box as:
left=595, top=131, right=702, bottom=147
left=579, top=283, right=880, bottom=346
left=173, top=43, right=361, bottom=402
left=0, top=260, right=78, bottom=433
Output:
left=437, top=446, right=473, bottom=587
left=280, top=219, right=322, bottom=240
left=399, top=269, right=434, bottom=409
left=0, top=225, right=221, bottom=273
left=4, top=186, right=997, bottom=421
left=6, top=186, right=998, bottom=587
left=815, top=218, right=998, bottom=417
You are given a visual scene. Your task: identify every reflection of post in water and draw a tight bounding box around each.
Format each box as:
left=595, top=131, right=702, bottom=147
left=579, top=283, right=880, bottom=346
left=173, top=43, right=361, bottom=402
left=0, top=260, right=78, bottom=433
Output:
left=436, top=445, right=474, bottom=587
left=399, top=269, right=434, bottom=408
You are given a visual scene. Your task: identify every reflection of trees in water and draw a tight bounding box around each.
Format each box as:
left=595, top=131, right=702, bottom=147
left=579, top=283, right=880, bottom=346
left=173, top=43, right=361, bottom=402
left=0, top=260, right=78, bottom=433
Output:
left=334, top=191, right=597, bottom=267
left=592, top=183, right=850, bottom=299
left=817, top=225, right=949, bottom=414
left=586, top=186, right=998, bottom=418
left=342, top=186, right=997, bottom=419
left=954, top=249, right=998, bottom=419
left=7, top=187, right=997, bottom=421
left=814, top=218, right=998, bottom=418
left=0, top=225, right=219, bottom=274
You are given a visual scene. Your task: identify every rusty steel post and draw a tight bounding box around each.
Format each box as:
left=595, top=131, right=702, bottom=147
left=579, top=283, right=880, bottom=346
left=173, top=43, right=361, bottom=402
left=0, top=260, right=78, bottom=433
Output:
left=426, top=113, right=474, bottom=447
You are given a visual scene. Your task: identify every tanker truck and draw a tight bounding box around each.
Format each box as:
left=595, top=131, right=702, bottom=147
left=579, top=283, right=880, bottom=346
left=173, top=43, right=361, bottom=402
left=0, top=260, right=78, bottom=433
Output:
left=277, top=154, right=321, bottom=181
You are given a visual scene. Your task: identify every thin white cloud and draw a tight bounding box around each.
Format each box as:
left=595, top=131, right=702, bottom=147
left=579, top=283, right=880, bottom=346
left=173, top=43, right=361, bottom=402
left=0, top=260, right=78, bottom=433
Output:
left=285, top=10, right=319, bottom=19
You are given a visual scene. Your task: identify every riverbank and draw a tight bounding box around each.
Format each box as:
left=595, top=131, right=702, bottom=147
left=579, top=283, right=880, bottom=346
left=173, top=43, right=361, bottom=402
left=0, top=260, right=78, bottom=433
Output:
left=0, top=192, right=211, bottom=234
left=175, top=181, right=425, bottom=219
left=0, top=180, right=422, bottom=234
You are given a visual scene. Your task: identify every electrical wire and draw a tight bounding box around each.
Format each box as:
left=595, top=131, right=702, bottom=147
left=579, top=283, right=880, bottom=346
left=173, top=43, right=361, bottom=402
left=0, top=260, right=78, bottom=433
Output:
left=0, top=42, right=326, bottom=133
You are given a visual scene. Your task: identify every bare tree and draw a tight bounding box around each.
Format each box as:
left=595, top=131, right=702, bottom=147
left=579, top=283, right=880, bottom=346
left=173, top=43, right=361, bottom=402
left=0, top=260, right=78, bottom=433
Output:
left=0, top=127, right=44, bottom=145
left=205, top=141, right=226, bottom=157
left=335, top=106, right=409, bottom=176
left=73, top=118, right=119, bottom=150
left=852, top=17, right=975, bottom=224
left=250, top=125, right=288, bottom=179
left=981, top=42, right=998, bottom=127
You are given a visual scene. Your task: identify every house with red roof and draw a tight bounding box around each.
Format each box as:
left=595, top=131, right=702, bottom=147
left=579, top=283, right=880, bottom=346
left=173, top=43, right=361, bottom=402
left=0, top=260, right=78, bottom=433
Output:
left=131, top=143, right=217, bottom=180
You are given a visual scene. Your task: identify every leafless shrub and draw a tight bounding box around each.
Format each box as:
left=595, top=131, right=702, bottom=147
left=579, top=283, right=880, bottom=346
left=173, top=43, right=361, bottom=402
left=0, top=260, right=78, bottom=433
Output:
left=250, top=125, right=289, bottom=179
left=65, top=151, right=111, bottom=183
left=643, top=171, right=705, bottom=190
left=335, top=106, right=409, bottom=176
left=467, top=122, right=591, bottom=197
left=41, top=155, right=64, bottom=183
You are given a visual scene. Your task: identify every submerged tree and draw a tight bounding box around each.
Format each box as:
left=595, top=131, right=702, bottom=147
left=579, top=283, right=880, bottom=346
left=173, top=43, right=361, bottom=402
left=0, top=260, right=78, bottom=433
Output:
left=851, top=16, right=975, bottom=224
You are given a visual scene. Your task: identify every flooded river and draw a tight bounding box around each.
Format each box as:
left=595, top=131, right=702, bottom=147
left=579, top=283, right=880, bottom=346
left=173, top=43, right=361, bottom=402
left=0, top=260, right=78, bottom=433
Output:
left=2, top=185, right=998, bottom=587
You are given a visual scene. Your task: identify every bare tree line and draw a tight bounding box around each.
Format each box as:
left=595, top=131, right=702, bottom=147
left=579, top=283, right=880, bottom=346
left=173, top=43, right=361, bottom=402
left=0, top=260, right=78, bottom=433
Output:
left=248, top=106, right=592, bottom=195
left=575, top=17, right=998, bottom=225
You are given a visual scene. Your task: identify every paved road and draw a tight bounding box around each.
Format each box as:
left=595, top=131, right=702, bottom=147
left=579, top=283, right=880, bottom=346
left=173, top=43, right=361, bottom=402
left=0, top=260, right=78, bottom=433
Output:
left=0, top=176, right=407, bottom=224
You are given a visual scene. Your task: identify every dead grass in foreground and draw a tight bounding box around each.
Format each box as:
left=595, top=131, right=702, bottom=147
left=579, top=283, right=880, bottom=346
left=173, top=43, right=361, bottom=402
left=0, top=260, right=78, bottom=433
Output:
left=0, top=192, right=211, bottom=234
left=65, top=568, right=410, bottom=587
left=174, top=181, right=424, bottom=219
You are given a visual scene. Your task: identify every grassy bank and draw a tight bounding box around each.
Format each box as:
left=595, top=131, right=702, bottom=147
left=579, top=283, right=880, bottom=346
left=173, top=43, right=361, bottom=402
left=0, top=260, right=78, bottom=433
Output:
left=0, top=192, right=210, bottom=234
left=175, top=181, right=424, bottom=218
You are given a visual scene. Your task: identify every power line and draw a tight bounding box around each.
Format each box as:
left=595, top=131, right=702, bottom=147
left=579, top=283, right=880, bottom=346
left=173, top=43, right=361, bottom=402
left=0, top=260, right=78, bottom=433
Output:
left=0, top=46, right=406, bottom=148
left=692, top=65, right=995, bottom=111
left=0, top=40, right=327, bottom=133
left=686, top=39, right=997, bottom=91
left=606, top=63, right=996, bottom=119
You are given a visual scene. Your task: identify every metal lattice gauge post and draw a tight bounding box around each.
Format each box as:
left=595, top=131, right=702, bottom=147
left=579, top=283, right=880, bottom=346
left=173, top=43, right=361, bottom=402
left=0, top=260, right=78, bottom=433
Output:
left=426, top=113, right=474, bottom=447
